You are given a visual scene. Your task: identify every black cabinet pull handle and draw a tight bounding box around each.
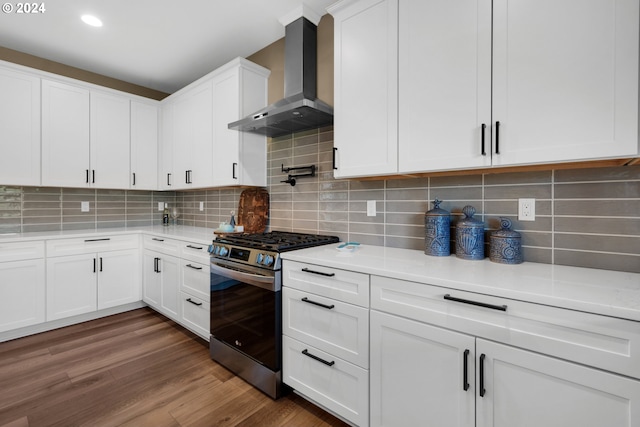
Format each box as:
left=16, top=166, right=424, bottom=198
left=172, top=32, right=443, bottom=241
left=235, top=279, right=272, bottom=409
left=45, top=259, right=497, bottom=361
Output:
left=301, top=267, right=335, bottom=277
left=186, top=264, right=203, bottom=270
left=479, top=353, right=486, bottom=397
left=167, top=173, right=171, bottom=186
left=463, top=349, right=470, bottom=391
left=495, top=121, right=500, bottom=154
left=186, top=298, right=202, bottom=306
left=93, top=258, right=96, bottom=273
left=155, top=257, right=161, bottom=273
left=185, top=170, right=189, bottom=184
left=152, top=238, right=164, bottom=242
left=443, top=294, right=507, bottom=311
left=84, top=238, right=111, bottom=242
left=153, top=257, right=158, bottom=273
left=481, top=124, right=486, bottom=156
left=302, top=349, right=335, bottom=367
left=132, top=172, right=136, bottom=186
left=301, top=297, right=335, bottom=310
left=86, top=169, right=89, bottom=183
left=92, top=170, right=95, bottom=184
left=332, top=147, right=338, bottom=170
left=232, top=162, right=238, bottom=179
left=186, top=245, right=203, bottom=250
left=99, top=257, right=103, bottom=272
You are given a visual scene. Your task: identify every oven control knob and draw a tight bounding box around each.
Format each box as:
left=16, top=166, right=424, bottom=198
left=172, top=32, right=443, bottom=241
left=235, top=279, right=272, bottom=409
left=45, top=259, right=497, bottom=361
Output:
left=263, top=254, right=274, bottom=266
left=256, top=253, right=264, bottom=264
left=218, top=246, right=229, bottom=257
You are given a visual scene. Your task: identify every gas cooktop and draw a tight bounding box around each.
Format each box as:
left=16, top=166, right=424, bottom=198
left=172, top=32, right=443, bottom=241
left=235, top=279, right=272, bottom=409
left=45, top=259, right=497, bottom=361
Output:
left=215, top=231, right=340, bottom=252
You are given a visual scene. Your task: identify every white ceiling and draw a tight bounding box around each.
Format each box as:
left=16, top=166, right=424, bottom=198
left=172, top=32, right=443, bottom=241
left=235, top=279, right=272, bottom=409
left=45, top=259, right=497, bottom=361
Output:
left=0, top=0, right=336, bottom=94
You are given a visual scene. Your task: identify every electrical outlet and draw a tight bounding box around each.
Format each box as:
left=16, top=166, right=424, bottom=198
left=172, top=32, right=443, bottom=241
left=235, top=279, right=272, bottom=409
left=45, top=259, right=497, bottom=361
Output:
left=158, top=202, right=164, bottom=211
left=199, top=201, right=204, bottom=212
left=518, top=198, right=536, bottom=221
left=367, top=200, right=377, bottom=217
left=81, top=201, right=90, bottom=212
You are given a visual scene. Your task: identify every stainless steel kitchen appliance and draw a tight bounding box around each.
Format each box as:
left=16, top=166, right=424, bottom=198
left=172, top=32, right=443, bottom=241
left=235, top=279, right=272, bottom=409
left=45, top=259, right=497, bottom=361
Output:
left=209, top=231, right=339, bottom=399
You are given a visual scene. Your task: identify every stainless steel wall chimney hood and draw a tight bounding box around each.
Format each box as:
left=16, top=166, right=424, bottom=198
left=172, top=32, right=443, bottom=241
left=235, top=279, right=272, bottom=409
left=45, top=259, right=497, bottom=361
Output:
left=228, top=7, right=333, bottom=138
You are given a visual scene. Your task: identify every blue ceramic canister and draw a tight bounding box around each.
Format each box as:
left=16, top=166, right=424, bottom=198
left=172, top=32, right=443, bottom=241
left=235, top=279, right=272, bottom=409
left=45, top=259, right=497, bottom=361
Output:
left=490, top=217, right=523, bottom=264
left=425, top=198, right=450, bottom=256
left=455, top=205, right=485, bottom=260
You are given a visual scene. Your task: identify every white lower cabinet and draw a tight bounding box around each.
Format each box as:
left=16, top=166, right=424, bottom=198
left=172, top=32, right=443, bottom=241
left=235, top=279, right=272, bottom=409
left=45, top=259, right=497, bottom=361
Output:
left=283, top=335, right=369, bottom=426
left=370, top=310, right=475, bottom=427
left=0, top=242, right=45, bottom=333
left=476, top=339, right=640, bottom=427
left=143, top=249, right=180, bottom=320
left=282, top=261, right=370, bottom=426
left=143, top=236, right=210, bottom=339
left=46, top=236, right=139, bottom=321
left=370, top=275, right=640, bottom=427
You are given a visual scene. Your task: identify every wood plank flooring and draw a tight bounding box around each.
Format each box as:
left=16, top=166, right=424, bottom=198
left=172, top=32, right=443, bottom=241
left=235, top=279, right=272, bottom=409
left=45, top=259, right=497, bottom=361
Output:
left=0, top=308, right=350, bottom=427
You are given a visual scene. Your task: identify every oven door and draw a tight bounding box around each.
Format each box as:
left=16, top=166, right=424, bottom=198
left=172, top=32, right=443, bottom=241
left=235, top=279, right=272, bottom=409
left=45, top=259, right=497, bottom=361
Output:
left=210, top=259, right=281, bottom=371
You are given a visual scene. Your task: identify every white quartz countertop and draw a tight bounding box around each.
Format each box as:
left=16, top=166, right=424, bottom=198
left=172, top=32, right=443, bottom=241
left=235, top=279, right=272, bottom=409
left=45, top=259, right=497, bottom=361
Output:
left=281, top=244, right=640, bottom=322
left=0, top=226, right=215, bottom=245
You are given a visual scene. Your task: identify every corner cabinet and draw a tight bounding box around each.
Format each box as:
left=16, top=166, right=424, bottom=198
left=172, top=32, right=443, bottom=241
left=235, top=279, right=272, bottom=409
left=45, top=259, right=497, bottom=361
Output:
left=159, top=57, right=269, bottom=190
left=329, top=0, right=640, bottom=178
left=370, top=276, right=640, bottom=427
left=0, top=65, right=41, bottom=186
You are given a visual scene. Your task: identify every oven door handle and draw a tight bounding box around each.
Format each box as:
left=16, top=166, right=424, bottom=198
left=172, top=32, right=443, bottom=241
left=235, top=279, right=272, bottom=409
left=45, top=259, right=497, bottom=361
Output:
left=210, top=262, right=277, bottom=292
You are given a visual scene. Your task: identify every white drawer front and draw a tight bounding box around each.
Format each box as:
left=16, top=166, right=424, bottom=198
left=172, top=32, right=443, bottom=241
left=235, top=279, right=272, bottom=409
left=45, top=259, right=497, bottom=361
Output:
left=47, top=235, right=138, bottom=257
left=283, top=260, right=369, bottom=307
left=0, top=241, right=44, bottom=262
left=283, top=335, right=368, bottom=427
left=142, top=235, right=180, bottom=256
left=180, top=260, right=209, bottom=302
left=371, top=275, right=640, bottom=380
left=179, top=292, right=209, bottom=340
left=283, top=286, right=369, bottom=368
left=180, top=241, right=210, bottom=264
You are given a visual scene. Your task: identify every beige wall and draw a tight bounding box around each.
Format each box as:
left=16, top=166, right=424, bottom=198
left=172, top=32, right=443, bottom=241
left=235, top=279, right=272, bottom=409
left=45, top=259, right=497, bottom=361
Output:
left=0, top=46, right=169, bottom=100
left=248, top=14, right=334, bottom=106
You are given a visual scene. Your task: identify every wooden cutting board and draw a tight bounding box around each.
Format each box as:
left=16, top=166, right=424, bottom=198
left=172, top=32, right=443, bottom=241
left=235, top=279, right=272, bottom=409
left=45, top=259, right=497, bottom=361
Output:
left=237, top=188, right=269, bottom=234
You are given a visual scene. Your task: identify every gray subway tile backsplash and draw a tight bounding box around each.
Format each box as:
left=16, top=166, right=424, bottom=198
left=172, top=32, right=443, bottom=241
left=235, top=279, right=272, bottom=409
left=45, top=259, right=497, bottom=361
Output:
left=0, top=127, right=638, bottom=273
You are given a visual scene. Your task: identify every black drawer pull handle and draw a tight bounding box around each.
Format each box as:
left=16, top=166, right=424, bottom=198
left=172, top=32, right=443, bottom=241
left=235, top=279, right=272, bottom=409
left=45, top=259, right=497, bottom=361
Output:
left=84, top=238, right=111, bottom=242
left=443, top=294, right=507, bottom=311
left=186, top=245, right=203, bottom=250
left=152, top=238, right=165, bottom=242
left=301, top=268, right=335, bottom=277
left=186, top=264, right=203, bottom=270
left=463, top=349, right=470, bottom=391
left=302, top=349, right=335, bottom=367
left=301, top=297, right=335, bottom=310
left=186, top=298, right=202, bottom=306
left=479, top=353, right=486, bottom=397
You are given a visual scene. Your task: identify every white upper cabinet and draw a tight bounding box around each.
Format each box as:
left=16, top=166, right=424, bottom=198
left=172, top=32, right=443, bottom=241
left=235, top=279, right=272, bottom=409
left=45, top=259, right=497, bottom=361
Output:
left=330, top=0, right=640, bottom=177
left=212, top=58, right=269, bottom=187
left=329, top=0, right=399, bottom=178
left=159, top=101, right=174, bottom=190
left=90, top=90, right=131, bottom=188
left=130, top=100, right=159, bottom=190
left=491, top=0, right=639, bottom=166
left=171, top=80, right=214, bottom=189
left=398, top=0, right=492, bottom=173
left=41, top=79, right=91, bottom=187
left=0, top=65, right=41, bottom=186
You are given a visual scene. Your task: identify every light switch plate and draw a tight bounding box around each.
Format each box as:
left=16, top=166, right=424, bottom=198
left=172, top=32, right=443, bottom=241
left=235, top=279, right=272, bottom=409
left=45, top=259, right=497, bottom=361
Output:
left=158, top=202, right=164, bottom=211
left=81, top=201, right=90, bottom=212
left=367, top=200, right=377, bottom=217
left=199, top=201, right=204, bottom=212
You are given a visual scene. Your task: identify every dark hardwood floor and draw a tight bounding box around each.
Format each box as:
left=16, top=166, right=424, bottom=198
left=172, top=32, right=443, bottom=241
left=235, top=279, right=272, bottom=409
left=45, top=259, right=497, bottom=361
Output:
left=0, top=308, right=350, bottom=427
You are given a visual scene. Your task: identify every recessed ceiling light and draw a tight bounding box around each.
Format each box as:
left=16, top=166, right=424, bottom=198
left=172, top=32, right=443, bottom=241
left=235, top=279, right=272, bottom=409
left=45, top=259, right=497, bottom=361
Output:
left=81, top=14, right=103, bottom=27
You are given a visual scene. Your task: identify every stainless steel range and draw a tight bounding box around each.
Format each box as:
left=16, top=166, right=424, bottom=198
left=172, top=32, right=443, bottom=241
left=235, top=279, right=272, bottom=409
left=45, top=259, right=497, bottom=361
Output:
left=209, top=231, right=339, bottom=399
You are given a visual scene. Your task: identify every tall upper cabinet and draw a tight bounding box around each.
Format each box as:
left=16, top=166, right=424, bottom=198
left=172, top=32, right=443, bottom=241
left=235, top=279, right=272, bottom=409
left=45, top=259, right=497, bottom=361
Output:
left=0, top=66, right=41, bottom=186
left=159, top=57, right=269, bottom=190
left=329, top=0, right=640, bottom=177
